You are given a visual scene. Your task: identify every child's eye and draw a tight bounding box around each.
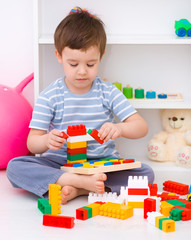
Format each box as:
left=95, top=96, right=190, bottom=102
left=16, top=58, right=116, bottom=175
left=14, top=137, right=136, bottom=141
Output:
left=87, top=64, right=94, bottom=67
left=70, top=64, right=78, bottom=67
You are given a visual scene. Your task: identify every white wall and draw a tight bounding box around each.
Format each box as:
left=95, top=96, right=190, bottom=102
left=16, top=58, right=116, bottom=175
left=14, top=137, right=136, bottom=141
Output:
left=0, top=0, right=34, bottom=106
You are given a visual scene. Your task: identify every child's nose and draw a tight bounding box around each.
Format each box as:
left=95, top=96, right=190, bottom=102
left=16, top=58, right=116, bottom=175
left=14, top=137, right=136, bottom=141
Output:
left=78, top=65, right=87, bottom=75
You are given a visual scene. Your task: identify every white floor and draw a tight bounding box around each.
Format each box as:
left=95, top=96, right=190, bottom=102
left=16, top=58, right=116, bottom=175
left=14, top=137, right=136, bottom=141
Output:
left=0, top=170, right=191, bottom=240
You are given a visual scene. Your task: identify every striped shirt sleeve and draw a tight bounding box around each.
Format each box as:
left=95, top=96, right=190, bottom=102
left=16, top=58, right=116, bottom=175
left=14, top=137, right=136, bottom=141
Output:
left=29, top=92, right=54, bottom=131
left=108, top=84, right=137, bottom=121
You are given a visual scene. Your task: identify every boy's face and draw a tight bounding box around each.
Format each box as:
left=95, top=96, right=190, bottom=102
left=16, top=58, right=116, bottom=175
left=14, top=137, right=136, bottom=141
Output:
left=55, top=46, right=100, bottom=94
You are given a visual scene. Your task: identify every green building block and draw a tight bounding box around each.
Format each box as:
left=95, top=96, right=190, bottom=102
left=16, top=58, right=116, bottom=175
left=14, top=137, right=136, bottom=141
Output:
left=166, top=199, right=186, bottom=208
left=38, top=198, right=51, bottom=214
left=82, top=206, right=93, bottom=219
left=67, top=153, right=87, bottom=161
left=158, top=218, right=170, bottom=230
left=169, top=208, right=183, bottom=221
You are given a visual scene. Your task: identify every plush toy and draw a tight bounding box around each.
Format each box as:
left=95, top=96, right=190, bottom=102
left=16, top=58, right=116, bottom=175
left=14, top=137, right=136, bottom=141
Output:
left=0, top=73, right=33, bottom=169
left=147, top=109, right=191, bottom=167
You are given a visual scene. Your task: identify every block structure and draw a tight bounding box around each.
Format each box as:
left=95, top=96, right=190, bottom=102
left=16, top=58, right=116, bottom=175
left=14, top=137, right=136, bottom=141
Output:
left=120, top=176, right=150, bottom=207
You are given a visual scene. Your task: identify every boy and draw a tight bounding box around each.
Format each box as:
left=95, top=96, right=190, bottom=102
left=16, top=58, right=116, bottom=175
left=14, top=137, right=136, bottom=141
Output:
left=7, top=8, right=154, bottom=204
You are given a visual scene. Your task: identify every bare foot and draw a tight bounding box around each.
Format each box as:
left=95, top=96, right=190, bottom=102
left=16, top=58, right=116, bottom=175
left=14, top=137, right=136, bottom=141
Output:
left=56, top=172, right=107, bottom=194
left=61, top=186, right=89, bottom=204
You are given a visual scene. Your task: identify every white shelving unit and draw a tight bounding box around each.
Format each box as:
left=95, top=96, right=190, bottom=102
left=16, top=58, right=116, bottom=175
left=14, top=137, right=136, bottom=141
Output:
left=34, top=0, right=191, bottom=186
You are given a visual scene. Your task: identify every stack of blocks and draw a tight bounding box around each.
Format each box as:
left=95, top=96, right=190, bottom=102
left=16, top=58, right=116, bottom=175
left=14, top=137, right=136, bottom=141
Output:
left=120, top=176, right=150, bottom=207
left=67, top=125, right=87, bottom=164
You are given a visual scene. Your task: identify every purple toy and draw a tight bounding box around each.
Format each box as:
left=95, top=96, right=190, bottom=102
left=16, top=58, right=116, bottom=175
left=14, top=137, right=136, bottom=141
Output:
left=0, top=73, right=34, bottom=169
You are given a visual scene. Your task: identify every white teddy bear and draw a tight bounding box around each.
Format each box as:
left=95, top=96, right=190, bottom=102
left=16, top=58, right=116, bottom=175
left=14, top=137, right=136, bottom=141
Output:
left=147, top=109, right=191, bottom=167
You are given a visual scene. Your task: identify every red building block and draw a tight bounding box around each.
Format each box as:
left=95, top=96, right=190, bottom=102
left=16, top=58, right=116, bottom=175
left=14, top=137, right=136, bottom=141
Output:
left=128, top=188, right=149, bottom=195
left=67, top=125, right=86, bottom=136
left=61, top=131, right=69, bottom=140
left=76, top=208, right=89, bottom=220
left=122, top=159, right=134, bottom=163
left=163, top=180, right=189, bottom=195
left=144, top=198, right=156, bottom=219
left=157, top=192, right=179, bottom=201
left=148, top=183, right=158, bottom=196
left=43, top=215, right=75, bottom=228
left=89, top=129, right=104, bottom=144
left=178, top=199, right=191, bottom=209
left=67, top=147, right=87, bottom=155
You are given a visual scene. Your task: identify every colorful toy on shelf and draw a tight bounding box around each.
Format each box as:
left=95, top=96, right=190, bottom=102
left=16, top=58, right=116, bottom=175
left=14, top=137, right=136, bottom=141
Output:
left=147, top=109, right=191, bottom=167
left=135, top=87, right=144, bottom=99
left=0, top=73, right=33, bottom=169
left=112, top=81, right=183, bottom=102
left=175, top=19, right=191, bottom=37
left=112, top=81, right=122, bottom=90
left=123, top=85, right=133, bottom=99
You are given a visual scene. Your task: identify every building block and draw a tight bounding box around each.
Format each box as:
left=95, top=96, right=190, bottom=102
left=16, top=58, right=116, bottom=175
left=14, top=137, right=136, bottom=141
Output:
left=67, top=153, right=87, bottom=161
left=82, top=206, right=92, bottom=219
left=76, top=208, right=89, bottom=220
left=67, top=124, right=86, bottom=136
left=128, top=188, right=149, bottom=195
left=147, top=212, right=163, bottom=226
left=85, top=203, right=101, bottom=217
left=171, top=206, right=191, bottom=221
left=144, top=198, right=156, bottom=219
left=49, top=184, right=61, bottom=215
left=165, top=199, right=186, bottom=208
left=157, top=192, right=179, bottom=201
left=99, top=202, right=133, bottom=220
left=61, top=131, right=69, bottom=140
left=87, top=129, right=104, bottom=144
left=163, top=180, right=189, bottom=195
left=169, top=208, right=183, bottom=221
left=38, top=198, right=51, bottom=215
left=88, top=192, right=123, bottom=204
left=67, top=141, right=87, bottom=149
left=162, top=219, right=175, bottom=233
left=67, top=147, right=87, bottom=155
left=43, top=215, right=75, bottom=229
left=177, top=198, right=191, bottom=209
left=160, top=201, right=174, bottom=216
left=148, top=183, right=158, bottom=196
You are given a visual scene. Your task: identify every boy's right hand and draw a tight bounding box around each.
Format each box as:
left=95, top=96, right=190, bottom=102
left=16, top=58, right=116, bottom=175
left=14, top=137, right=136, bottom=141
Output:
left=46, top=129, right=67, bottom=151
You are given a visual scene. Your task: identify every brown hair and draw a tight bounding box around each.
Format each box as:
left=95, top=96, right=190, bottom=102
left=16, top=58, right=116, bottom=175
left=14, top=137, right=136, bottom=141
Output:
left=54, top=8, right=106, bottom=59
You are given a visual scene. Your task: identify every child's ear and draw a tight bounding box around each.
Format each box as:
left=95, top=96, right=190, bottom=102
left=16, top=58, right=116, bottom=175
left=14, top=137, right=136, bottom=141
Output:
left=55, top=49, right=62, bottom=63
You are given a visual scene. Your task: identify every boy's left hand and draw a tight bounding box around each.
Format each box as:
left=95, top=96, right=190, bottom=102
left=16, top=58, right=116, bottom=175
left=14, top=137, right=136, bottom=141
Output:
left=98, top=122, right=122, bottom=143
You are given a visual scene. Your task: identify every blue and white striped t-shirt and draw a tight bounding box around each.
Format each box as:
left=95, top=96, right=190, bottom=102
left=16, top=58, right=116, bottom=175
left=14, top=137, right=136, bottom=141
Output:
left=29, top=77, right=136, bottom=161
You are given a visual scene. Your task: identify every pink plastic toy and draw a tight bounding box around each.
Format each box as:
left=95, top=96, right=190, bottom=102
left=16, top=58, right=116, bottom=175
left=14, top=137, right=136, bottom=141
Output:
left=0, top=73, right=34, bottom=169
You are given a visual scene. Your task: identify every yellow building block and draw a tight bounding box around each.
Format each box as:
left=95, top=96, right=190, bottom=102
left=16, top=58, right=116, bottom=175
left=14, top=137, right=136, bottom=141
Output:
left=86, top=203, right=101, bottom=217
left=155, top=216, right=166, bottom=228
left=128, top=202, right=144, bottom=208
left=67, top=159, right=86, bottom=164
left=162, top=219, right=175, bottom=233
left=94, top=161, right=106, bottom=165
left=49, top=184, right=61, bottom=215
left=160, top=201, right=174, bottom=216
left=99, top=202, right=133, bottom=220
left=67, top=141, right=87, bottom=149
left=82, top=162, right=94, bottom=168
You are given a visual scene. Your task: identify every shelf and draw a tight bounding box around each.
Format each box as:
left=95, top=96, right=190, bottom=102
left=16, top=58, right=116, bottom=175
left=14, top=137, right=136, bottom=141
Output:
left=39, top=34, right=191, bottom=45
left=128, top=95, right=191, bottom=109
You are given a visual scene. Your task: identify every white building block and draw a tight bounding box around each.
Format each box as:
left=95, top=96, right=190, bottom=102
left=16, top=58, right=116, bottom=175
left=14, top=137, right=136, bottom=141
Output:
left=147, top=212, right=163, bottom=226
left=88, top=192, right=124, bottom=204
